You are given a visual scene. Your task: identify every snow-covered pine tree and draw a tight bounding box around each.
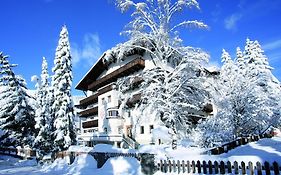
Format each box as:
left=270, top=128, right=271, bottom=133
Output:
left=194, top=49, right=239, bottom=147
left=236, top=47, right=245, bottom=71
left=0, top=52, right=36, bottom=147
left=195, top=39, right=281, bottom=148
left=243, top=39, right=281, bottom=131
left=52, top=26, right=76, bottom=151
left=33, top=57, right=54, bottom=155
left=116, top=0, right=210, bottom=149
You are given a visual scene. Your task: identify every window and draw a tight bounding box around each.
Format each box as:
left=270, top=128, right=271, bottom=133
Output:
left=118, top=127, right=123, bottom=134
left=140, top=126, right=144, bottom=134
left=149, top=125, right=154, bottom=133
left=101, top=98, right=105, bottom=104
left=108, top=95, right=111, bottom=103
left=108, top=110, right=119, bottom=117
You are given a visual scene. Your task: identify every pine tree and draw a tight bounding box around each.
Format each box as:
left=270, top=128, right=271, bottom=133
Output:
left=0, top=52, right=35, bottom=147
left=243, top=39, right=281, bottom=131
left=195, top=38, right=281, bottom=147
left=236, top=47, right=245, bottom=70
left=33, top=57, right=54, bottom=155
left=52, top=26, right=76, bottom=151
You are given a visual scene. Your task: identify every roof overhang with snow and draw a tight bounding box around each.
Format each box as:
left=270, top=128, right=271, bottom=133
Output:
left=75, top=53, right=107, bottom=91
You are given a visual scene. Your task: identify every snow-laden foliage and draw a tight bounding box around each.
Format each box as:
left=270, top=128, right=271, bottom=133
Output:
left=141, top=55, right=210, bottom=134
left=52, top=26, right=76, bottom=151
left=0, top=53, right=36, bottom=147
left=115, top=0, right=210, bottom=149
left=194, top=38, right=281, bottom=148
left=115, top=0, right=208, bottom=67
left=32, top=57, right=54, bottom=155
left=117, top=48, right=210, bottom=149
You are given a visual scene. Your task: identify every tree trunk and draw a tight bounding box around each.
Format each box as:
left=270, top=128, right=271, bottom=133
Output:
left=171, top=129, right=177, bottom=150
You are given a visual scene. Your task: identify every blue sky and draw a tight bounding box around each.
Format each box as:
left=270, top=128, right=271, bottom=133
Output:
left=0, top=0, right=281, bottom=95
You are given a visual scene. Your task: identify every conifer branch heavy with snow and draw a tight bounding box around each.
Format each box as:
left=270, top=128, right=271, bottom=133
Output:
left=33, top=57, right=54, bottom=155
left=0, top=53, right=36, bottom=147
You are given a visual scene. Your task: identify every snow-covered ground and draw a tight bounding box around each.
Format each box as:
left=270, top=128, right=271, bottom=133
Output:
left=0, top=137, right=281, bottom=175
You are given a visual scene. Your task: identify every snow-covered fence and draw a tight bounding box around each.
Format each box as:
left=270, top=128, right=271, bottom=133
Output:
left=54, top=151, right=156, bottom=174
left=157, top=160, right=281, bottom=175
left=0, top=147, right=36, bottom=159
left=89, top=152, right=156, bottom=174
left=209, top=133, right=273, bottom=155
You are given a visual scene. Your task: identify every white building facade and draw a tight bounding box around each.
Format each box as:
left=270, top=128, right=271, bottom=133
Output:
left=75, top=45, right=214, bottom=148
left=75, top=47, right=160, bottom=148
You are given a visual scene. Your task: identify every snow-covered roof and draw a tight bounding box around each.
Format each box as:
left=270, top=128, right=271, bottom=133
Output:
left=75, top=40, right=146, bottom=91
left=75, top=53, right=106, bottom=91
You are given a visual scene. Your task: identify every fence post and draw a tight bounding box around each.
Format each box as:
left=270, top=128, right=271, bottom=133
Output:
left=168, top=160, right=172, bottom=173
left=208, top=160, right=213, bottom=174
left=140, top=153, right=156, bottom=175
left=159, top=160, right=163, bottom=172
left=182, top=160, right=185, bottom=173
left=177, top=160, right=180, bottom=173
left=192, top=161, right=196, bottom=173
left=187, top=160, right=190, bottom=173
left=227, top=161, right=232, bottom=174
left=197, top=160, right=201, bottom=174
left=234, top=161, right=239, bottom=174
left=69, top=152, right=75, bottom=165
left=273, top=161, right=280, bottom=175
left=214, top=161, right=219, bottom=174
left=241, top=161, right=246, bottom=174
left=163, top=160, right=168, bottom=173
left=172, top=160, right=176, bottom=173
left=264, top=161, right=270, bottom=175
left=220, top=161, right=225, bottom=174
left=203, top=161, right=207, bottom=174
left=249, top=161, right=254, bottom=175
left=256, top=161, right=262, bottom=175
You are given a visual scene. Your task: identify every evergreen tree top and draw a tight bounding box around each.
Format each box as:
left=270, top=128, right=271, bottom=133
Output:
left=221, top=49, right=232, bottom=64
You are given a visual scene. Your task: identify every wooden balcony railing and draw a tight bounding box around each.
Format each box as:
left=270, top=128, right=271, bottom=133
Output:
left=78, top=106, right=98, bottom=118
left=79, top=84, right=114, bottom=108
left=82, top=120, right=98, bottom=128
left=126, top=93, right=141, bottom=107
left=88, top=58, right=145, bottom=91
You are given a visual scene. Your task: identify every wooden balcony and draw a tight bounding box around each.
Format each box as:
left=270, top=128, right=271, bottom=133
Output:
left=88, top=58, right=145, bottom=91
left=82, top=120, right=98, bottom=128
left=79, top=93, right=99, bottom=108
left=79, top=84, right=114, bottom=108
left=126, top=93, right=141, bottom=107
left=78, top=106, right=98, bottom=117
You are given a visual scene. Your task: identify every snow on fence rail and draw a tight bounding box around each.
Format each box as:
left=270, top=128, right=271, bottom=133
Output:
left=209, top=133, right=273, bottom=155
left=0, top=147, right=36, bottom=159
left=157, top=159, right=281, bottom=175
left=0, top=148, right=156, bottom=174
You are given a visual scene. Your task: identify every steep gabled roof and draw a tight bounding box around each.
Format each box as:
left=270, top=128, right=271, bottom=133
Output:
left=75, top=53, right=107, bottom=91
left=75, top=40, right=146, bottom=91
